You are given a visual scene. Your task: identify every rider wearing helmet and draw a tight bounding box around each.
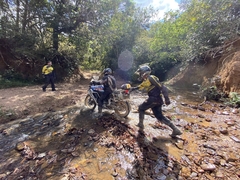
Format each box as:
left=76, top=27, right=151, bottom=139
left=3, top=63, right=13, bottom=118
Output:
left=131, top=64, right=182, bottom=137
left=96, top=68, right=116, bottom=115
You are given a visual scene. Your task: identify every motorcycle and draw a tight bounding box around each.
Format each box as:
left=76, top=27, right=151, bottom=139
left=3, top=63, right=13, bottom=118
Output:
left=84, top=78, right=132, bottom=118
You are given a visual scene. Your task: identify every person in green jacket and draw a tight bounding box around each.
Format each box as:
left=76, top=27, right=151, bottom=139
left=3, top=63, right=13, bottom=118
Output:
left=131, top=65, right=182, bottom=137
left=42, top=61, right=56, bottom=92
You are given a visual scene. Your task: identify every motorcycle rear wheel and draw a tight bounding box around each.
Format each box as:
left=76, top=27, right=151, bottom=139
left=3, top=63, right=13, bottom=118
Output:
left=114, top=101, right=131, bottom=118
left=84, top=95, right=97, bottom=110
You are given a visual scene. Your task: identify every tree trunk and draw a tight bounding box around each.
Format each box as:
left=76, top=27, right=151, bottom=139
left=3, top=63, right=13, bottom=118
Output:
left=53, top=28, right=59, bottom=51
left=16, top=0, right=20, bottom=32
left=22, top=0, right=29, bottom=33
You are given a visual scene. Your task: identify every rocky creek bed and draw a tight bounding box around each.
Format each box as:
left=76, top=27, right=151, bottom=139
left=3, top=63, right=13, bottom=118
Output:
left=0, top=91, right=240, bottom=180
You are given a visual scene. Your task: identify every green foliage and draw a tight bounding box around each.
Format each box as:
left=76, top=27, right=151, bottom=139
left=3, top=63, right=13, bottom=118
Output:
left=228, top=92, right=240, bottom=107
left=0, top=75, right=33, bottom=89
left=201, top=86, right=224, bottom=101
left=81, top=40, right=105, bottom=70
left=0, top=0, right=239, bottom=84
left=179, top=0, right=240, bottom=60
left=143, top=0, right=240, bottom=80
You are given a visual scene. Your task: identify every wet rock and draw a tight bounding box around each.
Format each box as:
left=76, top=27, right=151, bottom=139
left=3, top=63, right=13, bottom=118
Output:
left=205, top=173, right=215, bottom=180
left=230, top=136, right=240, bottom=143
left=157, top=174, right=167, bottom=180
left=221, top=111, right=229, bottom=115
left=212, top=129, right=220, bottom=136
left=197, top=114, right=205, bottom=118
left=219, top=127, right=228, bottom=134
left=92, top=135, right=100, bottom=141
left=181, top=102, right=188, bottom=106
left=200, top=163, right=216, bottom=171
left=190, top=105, right=198, bottom=109
left=220, top=159, right=226, bottom=166
left=37, top=152, right=46, bottom=159
left=181, top=166, right=191, bottom=178
left=215, top=170, right=224, bottom=178
left=71, top=152, right=80, bottom=157
left=88, top=129, right=95, bottom=135
left=197, top=106, right=206, bottom=111
left=197, top=168, right=204, bottom=173
left=205, top=118, right=212, bottom=122
left=166, top=175, right=177, bottom=180
left=193, top=155, right=202, bottom=166
left=181, top=155, right=192, bottom=165
left=206, top=149, right=216, bottom=155
left=61, top=149, right=68, bottom=153
left=203, top=144, right=216, bottom=151
left=190, top=172, right=198, bottom=178
left=224, top=151, right=239, bottom=162
left=231, top=109, right=239, bottom=114
left=225, top=119, right=235, bottom=126
left=16, top=142, right=25, bottom=151
left=175, top=141, right=184, bottom=150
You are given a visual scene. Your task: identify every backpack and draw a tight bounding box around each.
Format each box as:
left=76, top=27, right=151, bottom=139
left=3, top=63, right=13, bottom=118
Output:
left=108, top=75, right=116, bottom=91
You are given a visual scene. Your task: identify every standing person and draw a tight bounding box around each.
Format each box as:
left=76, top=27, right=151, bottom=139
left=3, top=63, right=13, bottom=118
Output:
left=93, top=68, right=116, bottom=115
left=42, top=61, right=56, bottom=92
left=130, top=65, right=182, bottom=137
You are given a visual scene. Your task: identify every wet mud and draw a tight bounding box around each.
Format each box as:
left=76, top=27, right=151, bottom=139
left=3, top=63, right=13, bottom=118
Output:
left=0, top=89, right=240, bottom=179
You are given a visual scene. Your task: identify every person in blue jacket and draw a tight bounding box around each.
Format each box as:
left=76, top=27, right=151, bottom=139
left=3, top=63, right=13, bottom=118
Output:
left=93, top=68, right=116, bottom=115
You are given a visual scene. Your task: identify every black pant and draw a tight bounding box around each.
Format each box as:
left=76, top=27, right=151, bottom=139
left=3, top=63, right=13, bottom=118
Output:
left=42, top=75, right=55, bottom=91
left=97, top=88, right=112, bottom=108
left=138, top=96, right=171, bottom=126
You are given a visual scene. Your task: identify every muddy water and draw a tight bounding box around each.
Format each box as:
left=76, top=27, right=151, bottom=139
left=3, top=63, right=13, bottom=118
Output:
left=0, top=89, right=240, bottom=179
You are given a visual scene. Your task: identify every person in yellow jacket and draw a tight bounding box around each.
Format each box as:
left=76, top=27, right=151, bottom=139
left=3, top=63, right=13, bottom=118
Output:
left=130, top=65, right=182, bottom=138
left=42, top=61, right=56, bottom=91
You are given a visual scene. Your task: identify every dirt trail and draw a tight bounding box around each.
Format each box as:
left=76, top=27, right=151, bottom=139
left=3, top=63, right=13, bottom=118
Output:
left=0, top=80, right=90, bottom=123
left=0, top=71, right=129, bottom=124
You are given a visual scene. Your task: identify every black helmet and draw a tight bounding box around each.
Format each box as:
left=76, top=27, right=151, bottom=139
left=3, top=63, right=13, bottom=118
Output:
left=135, top=65, right=151, bottom=79
left=103, top=68, right=112, bottom=75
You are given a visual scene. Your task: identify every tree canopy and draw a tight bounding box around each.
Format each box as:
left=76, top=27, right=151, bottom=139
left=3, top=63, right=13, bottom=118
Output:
left=0, top=0, right=239, bottom=82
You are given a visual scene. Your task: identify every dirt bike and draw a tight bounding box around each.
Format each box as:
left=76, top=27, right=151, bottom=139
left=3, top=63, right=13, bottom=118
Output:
left=84, top=78, right=132, bottom=118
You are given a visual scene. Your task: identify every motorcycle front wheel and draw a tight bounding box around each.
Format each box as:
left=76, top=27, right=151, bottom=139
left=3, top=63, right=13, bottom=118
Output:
left=114, top=101, right=131, bottom=118
left=84, top=94, right=97, bottom=110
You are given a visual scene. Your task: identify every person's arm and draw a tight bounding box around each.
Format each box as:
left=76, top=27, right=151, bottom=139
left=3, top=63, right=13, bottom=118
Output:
left=149, top=76, right=170, bottom=105
left=42, top=65, right=46, bottom=74
left=130, top=86, right=139, bottom=92
left=92, top=76, right=106, bottom=85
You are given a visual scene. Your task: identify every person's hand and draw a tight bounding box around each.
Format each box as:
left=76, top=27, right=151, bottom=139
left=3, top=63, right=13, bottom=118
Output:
left=91, top=80, right=100, bottom=85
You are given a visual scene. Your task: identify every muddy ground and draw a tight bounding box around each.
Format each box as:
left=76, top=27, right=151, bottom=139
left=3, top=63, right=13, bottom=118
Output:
left=0, top=77, right=240, bottom=179
left=0, top=79, right=91, bottom=124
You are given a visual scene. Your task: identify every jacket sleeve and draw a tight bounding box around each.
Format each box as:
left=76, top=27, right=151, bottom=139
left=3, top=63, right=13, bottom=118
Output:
left=42, top=66, right=46, bottom=74
left=149, top=76, right=170, bottom=104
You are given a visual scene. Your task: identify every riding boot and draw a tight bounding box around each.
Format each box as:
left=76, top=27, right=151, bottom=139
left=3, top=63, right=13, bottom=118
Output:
left=98, top=106, right=102, bottom=113
left=169, top=123, right=182, bottom=137
left=97, top=106, right=102, bottom=117
left=136, top=111, right=144, bottom=129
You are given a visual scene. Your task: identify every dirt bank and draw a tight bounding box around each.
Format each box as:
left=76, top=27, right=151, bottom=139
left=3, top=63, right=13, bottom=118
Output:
left=168, top=38, right=240, bottom=94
